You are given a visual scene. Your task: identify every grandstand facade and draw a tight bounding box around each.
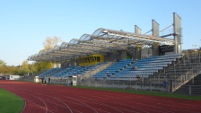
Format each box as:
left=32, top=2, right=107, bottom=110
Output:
left=28, top=13, right=201, bottom=95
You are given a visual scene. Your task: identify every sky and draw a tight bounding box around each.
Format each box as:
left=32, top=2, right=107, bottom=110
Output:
left=0, top=0, right=201, bottom=66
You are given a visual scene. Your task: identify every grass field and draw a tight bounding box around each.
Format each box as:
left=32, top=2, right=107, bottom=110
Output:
left=76, top=86, right=201, bottom=100
left=0, top=88, right=24, bottom=113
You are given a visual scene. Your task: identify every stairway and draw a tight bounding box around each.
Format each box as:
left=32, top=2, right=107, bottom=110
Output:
left=82, top=62, right=114, bottom=79
left=149, top=53, right=201, bottom=93
left=171, top=63, right=201, bottom=92
left=174, top=74, right=201, bottom=95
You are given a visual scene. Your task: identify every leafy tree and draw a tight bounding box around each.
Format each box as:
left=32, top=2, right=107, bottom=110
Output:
left=43, top=36, right=62, bottom=50
left=0, top=60, right=7, bottom=74
left=34, top=62, right=53, bottom=72
left=36, top=37, right=62, bottom=71
left=28, top=63, right=37, bottom=75
left=16, top=60, right=30, bottom=76
left=0, top=59, right=6, bottom=66
left=18, top=67, right=29, bottom=76
left=8, top=36, right=63, bottom=76
left=22, top=60, right=29, bottom=69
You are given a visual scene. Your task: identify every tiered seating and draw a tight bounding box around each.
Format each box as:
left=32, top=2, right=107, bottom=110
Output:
left=39, top=68, right=60, bottom=78
left=113, top=54, right=182, bottom=79
left=54, top=66, right=85, bottom=77
left=156, top=55, right=198, bottom=81
left=93, top=59, right=134, bottom=79
left=40, top=54, right=182, bottom=81
left=54, top=62, right=107, bottom=78
left=93, top=54, right=182, bottom=80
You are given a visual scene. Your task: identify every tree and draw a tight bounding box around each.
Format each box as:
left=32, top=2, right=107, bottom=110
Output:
left=16, top=36, right=63, bottom=75
left=0, top=59, right=7, bottom=74
left=35, top=62, right=53, bottom=72
left=22, top=60, right=29, bottom=69
left=28, top=63, right=37, bottom=75
left=18, top=67, right=29, bottom=76
left=0, top=59, right=6, bottom=66
left=43, top=36, right=62, bottom=50
left=32, top=36, right=62, bottom=73
left=18, top=60, right=30, bottom=76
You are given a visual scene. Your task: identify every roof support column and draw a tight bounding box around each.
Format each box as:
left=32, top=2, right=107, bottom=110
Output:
left=152, top=19, right=159, bottom=37
left=152, top=20, right=160, bottom=56
left=173, top=12, right=182, bottom=54
left=152, top=42, right=159, bottom=56
left=135, top=46, right=142, bottom=60
left=121, top=50, right=127, bottom=60
left=135, top=25, right=141, bottom=34
left=134, top=25, right=142, bottom=59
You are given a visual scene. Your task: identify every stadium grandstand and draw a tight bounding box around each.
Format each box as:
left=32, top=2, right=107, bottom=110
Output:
left=28, top=12, right=201, bottom=95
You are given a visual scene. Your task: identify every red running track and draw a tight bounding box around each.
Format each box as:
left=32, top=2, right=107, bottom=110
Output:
left=0, top=80, right=201, bottom=113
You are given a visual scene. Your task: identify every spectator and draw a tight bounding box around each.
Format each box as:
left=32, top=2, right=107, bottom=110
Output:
left=136, top=75, right=140, bottom=79
left=132, top=66, right=137, bottom=71
left=48, top=77, right=51, bottom=84
left=148, top=49, right=151, bottom=57
left=41, top=77, right=44, bottom=85
left=44, top=77, right=47, bottom=85
left=163, top=81, right=167, bottom=89
left=68, top=81, right=73, bottom=86
left=106, top=71, right=109, bottom=77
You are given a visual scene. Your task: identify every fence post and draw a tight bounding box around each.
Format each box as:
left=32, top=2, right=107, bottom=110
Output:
left=123, top=83, right=125, bottom=91
left=169, top=80, right=172, bottom=93
left=150, top=82, right=152, bottom=91
left=188, top=85, right=192, bottom=95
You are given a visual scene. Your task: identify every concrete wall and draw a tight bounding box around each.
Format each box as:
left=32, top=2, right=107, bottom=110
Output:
left=104, top=51, right=122, bottom=62
left=9, top=75, right=21, bottom=80
left=135, top=47, right=142, bottom=60
left=141, top=48, right=152, bottom=59
left=121, top=50, right=127, bottom=60
left=152, top=43, right=159, bottom=56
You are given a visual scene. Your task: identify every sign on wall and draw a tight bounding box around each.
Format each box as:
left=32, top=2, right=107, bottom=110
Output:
left=159, top=45, right=174, bottom=55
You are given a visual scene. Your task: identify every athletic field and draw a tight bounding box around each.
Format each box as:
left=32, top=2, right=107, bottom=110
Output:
left=0, top=81, right=201, bottom=113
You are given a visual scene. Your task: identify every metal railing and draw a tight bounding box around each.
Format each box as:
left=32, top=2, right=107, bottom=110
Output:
left=150, top=55, right=183, bottom=80
left=174, top=85, right=201, bottom=95
left=81, top=62, right=114, bottom=79
left=172, top=63, right=201, bottom=92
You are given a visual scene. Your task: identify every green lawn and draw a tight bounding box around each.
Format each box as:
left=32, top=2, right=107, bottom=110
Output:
left=76, top=86, right=201, bottom=100
left=0, top=88, right=24, bottom=113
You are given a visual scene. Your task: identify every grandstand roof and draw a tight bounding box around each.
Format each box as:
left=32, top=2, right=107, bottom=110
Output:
left=28, top=28, right=174, bottom=62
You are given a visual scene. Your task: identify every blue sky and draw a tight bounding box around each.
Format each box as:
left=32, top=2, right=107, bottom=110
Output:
left=0, top=0, right=201, bottom=66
